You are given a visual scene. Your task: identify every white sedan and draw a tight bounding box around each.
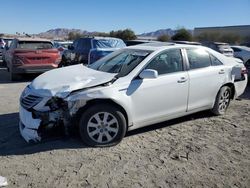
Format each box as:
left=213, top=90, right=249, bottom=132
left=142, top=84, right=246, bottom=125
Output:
left=19, top=43, right=248, bottom=146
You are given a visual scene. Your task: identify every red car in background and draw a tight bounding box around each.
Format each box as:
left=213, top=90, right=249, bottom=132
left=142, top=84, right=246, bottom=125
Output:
left=5, top=38, right=61, bottom=81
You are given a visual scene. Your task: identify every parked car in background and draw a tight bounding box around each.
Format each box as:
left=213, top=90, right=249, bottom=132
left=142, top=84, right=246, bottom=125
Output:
left=2, top=38, right=13, bottom=66
left=53, top=41, right=72, bottom=55
left=19, top=43, right=247, bottom=146
left=202, top=42, right=234, bottom=57
left=5, top=38, right=61, bottom=81
left=231, top=46, right=250, bottom=63
left=61, top=37, right=126, bottom=66
left=240, top=42, right=250, bottom=48
left=0, top=38, right=6, bottom=63
left=231, top=46, right=250, bottom=77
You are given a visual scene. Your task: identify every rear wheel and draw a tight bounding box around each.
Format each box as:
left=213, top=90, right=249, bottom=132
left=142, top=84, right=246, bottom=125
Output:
left=79, top=104, right=127, bottom=147
left=211, top=86, right=231, bottom=115
left=9, top=68, right=21, bottom=81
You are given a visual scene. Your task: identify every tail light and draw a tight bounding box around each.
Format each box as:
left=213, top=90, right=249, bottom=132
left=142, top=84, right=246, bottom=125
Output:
left=241, top=67, right=248, bottom=75
left=13, top=56, right=23, bottom=66
left=55, top=52, right=62, bottom=64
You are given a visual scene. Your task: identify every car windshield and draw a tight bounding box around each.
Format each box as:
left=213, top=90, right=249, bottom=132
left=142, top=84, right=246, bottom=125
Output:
left=18, top=41, right=53, bottom=49
left=89, top=49, right=152, bottom=77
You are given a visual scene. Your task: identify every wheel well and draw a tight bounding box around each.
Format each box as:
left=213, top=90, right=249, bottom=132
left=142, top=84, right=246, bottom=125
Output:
left=74, top=99, right=129, bottom=127
left=222, top=83, right=235, bottom=99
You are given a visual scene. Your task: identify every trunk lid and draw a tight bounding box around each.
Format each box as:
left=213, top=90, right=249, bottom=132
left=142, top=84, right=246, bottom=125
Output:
left=14, top=49, right=59, bottom=65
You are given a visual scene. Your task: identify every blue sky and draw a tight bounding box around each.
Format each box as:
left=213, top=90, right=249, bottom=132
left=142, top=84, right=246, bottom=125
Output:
left=1, top=0, right=250, bottom=34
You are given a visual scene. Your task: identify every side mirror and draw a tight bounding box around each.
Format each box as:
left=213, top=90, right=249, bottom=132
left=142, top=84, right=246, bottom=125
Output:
left=68, top=45, right=74, bottom=50
left=139, top=69, right=158, bottom=79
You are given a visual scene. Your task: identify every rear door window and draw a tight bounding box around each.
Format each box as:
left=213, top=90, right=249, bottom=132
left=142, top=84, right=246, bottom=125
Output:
left=186, top=48, right=211, bottom=69
left=77, top=38, right=91, bottom=51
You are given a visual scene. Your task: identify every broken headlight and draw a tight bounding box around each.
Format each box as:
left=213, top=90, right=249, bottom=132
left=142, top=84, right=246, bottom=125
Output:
left=45, top=97, right=67, bottom=111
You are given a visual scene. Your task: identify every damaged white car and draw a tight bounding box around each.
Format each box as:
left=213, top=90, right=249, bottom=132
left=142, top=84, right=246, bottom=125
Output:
left=19, top=43, right=248, bottom=146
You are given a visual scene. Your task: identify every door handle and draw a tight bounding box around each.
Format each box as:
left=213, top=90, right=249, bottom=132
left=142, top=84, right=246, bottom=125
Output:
left=177, top=77, right=187, bottom=83
left=219, top=69, right=225, bottom=74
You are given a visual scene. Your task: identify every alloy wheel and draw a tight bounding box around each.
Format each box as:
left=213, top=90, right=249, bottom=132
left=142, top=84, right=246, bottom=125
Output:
left=218, top=89, right=230, bottom=112
left=87, top=112, right=119, bottom=144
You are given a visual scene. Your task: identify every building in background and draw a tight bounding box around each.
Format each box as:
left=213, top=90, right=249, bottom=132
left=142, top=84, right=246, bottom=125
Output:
left=194, top=25, right=250, bottom=42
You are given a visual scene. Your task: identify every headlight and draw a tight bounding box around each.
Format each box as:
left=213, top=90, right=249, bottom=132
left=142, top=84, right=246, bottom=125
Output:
left=45, top=97, right=67, bottom=111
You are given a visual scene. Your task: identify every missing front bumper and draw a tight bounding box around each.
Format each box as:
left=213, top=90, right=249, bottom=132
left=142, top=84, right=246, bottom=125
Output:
left=19, top=122, right=41, bottom=142
left=19, top=106, right=42, bottom=142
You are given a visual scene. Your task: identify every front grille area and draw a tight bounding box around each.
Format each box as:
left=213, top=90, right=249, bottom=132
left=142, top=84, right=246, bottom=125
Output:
left=21, top=94, right=43, bottom=110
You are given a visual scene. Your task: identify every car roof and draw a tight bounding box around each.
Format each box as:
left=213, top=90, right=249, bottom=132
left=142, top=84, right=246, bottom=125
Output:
left=126, top=42, right=206, bottom=51
left=55, top=41, right=72, bottom=44
left=79, top=36, right=123, bottom=40
left=15, top=37, right=52, bottom=42
left=213, top=42, right=229, bottom=45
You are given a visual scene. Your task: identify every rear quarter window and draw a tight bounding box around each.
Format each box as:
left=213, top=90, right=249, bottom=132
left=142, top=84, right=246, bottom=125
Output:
left=210, top=55, right=223, bottom=66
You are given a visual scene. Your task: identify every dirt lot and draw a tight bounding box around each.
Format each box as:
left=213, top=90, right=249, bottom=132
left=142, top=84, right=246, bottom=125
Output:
left=0, top=67, right=249, bottom=188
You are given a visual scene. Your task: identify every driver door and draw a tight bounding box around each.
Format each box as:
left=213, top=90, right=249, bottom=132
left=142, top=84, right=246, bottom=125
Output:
left=128, top=49, right=189, bottom=127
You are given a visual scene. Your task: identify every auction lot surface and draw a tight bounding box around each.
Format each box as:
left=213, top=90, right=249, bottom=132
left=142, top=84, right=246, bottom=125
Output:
left=0, top=67, right=249, bottom=188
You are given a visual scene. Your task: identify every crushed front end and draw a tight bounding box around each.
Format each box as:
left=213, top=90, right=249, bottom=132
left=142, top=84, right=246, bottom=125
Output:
left=19, top=86, right=70, bottom=142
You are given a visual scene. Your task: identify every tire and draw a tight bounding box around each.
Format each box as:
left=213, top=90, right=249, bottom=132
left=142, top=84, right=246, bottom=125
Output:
left=79, top=104, right=127, bottom=147
left=58, top=56, right=68, bottom=67
left=9, top=70, right=21, bottom=81
left=211, top=86, right=231, bottom=115
left=2, top=59, right=7, bottom=67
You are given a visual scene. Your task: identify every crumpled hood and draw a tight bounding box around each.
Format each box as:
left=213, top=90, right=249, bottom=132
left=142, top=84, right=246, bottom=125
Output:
left=30, top=64, right=116, bottom=97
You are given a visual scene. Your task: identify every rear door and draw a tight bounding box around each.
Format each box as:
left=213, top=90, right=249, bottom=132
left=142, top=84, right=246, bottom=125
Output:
left=75, top=38, right=91, bottom=64
left=185, top=48, right=226, bottom=111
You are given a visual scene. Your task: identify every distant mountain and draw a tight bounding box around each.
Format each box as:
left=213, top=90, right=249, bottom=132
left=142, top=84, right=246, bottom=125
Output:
left=139, top=29, right=176, bottom=37
left=35, top=28, right=193, bottom=39
left=139, top=28, right=193, bottom=38
left=36, top=28, right=96, bottom=39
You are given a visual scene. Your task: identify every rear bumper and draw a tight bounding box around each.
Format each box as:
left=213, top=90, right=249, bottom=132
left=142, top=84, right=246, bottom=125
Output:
left=12, top=64, right=58, bottom=74
left=234, top=75, right=248, bottom=97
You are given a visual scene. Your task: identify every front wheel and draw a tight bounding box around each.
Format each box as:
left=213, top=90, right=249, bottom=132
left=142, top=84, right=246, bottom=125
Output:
left=211, top=86, right=231, bottom=115
left=79, top=104, right=127, bottom=147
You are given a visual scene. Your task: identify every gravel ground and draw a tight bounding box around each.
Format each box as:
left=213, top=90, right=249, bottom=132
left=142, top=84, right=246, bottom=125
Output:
left=0, top=67, right=249, bottom=188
